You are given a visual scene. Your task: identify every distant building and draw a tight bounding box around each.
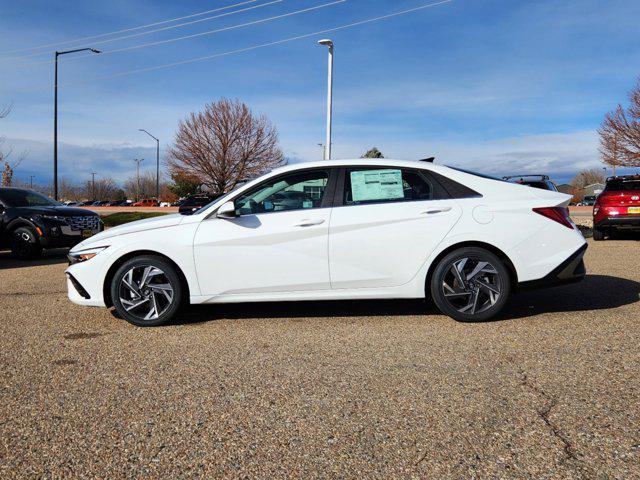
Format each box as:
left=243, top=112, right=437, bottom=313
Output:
left=556, top=183, right=573, bottom=195
left=583, top=183, right=605, bottom=198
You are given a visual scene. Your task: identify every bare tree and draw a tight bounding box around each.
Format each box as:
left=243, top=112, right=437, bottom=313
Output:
left=124, top=171, right=163, bottom=200
left=570, top=168, right=606, bottom=190
left=0, top=102, right=27, bottom=187
left=599, top=79, right=640, bottom=169
left=82, top=177, right=119, bottom=201
left=59, top=178, right=83, bottom=201
left=168, top=99, right=284, bottom=194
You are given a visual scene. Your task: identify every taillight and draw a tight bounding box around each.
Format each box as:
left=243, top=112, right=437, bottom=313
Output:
left=533, top=207, right=574, bottom=229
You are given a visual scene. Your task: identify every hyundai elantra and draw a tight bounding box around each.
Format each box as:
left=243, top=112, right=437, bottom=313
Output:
left=66, top=160, right=586, bottom=326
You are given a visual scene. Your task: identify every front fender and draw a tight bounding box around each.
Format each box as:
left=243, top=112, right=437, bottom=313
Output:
left=66, top=223, right=200, bottom=306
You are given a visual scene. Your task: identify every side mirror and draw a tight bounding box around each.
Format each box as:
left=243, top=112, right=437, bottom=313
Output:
left=216, top=201, right=237, bottom=219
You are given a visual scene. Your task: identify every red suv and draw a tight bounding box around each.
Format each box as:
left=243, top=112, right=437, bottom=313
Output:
left=593, top=175, right=640, bottom=240
left=132, top=198, right=159, bottom=207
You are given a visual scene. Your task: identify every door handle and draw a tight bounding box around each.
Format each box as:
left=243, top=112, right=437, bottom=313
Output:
left=293, top=219, right=325, bottom=227
left=420, top=206, right=452, bottom=215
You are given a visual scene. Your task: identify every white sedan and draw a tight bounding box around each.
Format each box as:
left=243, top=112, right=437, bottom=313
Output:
left=66, top=159, right=587, bottom=326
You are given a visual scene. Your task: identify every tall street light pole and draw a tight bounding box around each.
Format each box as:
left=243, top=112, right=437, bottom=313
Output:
left=317, top=39, right=334, bottom=160
left=54, top=47, right=101, bottom=201
left=29, top=175, right=35, bottom=189
left=139, top=129, right=160, bottom=199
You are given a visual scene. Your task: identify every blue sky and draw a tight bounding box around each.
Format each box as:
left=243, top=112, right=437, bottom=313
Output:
left=1, top=0, right=639, bottom=187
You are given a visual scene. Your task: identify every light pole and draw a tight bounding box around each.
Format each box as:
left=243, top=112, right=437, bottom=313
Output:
left=53, top=47, right=101, bottom=200
left=29, top=175, right=35, bottom=189
left=134, top=158, right=144, bottom=200
left=317, top=39, right=333, bottom=160
left=139, top=129, right=160, bottom=199
left=91, top=172, right=97, bottom=200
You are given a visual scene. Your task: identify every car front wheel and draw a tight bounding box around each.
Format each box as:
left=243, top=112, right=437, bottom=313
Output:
left=430, top=247, right=511, bottom=322
left=11, top=226, right=42, bottom=259
left=111, top=255, right=183, bottom=327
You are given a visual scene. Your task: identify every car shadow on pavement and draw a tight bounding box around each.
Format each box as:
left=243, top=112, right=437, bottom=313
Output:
left=500, top=274, right=640, bottom=320
left=174, top=298, right=432, bottom=325
left=0, top=248, right=69, bottom=270
left=172, top=274, right=639, bottom=325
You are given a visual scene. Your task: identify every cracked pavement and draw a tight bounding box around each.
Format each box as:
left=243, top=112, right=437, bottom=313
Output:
left=1, top=238, right=639, bottom=478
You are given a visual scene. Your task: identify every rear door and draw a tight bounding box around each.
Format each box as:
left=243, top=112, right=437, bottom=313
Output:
left=328, top=166, right=462, bottom=289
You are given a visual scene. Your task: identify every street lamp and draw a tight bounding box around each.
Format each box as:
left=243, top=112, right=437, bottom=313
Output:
left=53, top=47, right=101, bottom=200
left=317, top=39, right=333, bottom=160
left=139, top=129, right=160, bottom=199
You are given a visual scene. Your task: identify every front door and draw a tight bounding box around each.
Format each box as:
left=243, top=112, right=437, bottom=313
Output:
left=193, top=168, right=335, bottom=296
left=328, top=166, right=462, bottom=289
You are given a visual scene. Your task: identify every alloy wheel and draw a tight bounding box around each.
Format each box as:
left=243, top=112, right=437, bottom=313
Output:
left=441, top=258, right=502, bottom=315
left=118, top=265, right=175, bottom=321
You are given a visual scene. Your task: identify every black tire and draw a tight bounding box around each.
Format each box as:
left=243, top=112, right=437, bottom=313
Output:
left=592, top=227, right=605, bottom=241
left=430, top=247, right=511, bottom=322
left=110, top=255, right=183, bottom=327
left=11, top=226, right=42, bottom=259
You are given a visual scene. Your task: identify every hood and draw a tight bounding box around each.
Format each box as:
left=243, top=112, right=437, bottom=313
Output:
left=14, top=205, right=98, bottom=217
left=73, top=213, right=185, bottom=250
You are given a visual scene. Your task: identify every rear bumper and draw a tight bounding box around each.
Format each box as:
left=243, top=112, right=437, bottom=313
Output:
left=518, top=243, right=587, bottom=290
left=594, top=216, right=640, bottom=230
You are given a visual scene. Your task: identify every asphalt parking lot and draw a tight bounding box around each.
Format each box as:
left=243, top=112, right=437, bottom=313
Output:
left=1, top=238, right=639, bottom=478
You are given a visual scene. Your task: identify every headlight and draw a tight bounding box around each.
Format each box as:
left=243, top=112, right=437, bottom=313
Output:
left=68, top=246, right=108, bottom=265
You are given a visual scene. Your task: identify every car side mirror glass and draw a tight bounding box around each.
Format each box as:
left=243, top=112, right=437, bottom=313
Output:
left=217, top=201, right=237, bottom=219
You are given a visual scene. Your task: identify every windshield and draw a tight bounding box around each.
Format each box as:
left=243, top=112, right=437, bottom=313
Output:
left=605, top=179, right=640, bottom=192
left=0, top=189, right=60, bottom=207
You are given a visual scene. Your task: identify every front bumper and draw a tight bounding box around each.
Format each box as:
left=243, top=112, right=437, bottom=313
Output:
left=518, top=243, right=587, bottom=290
left=40, top=227, right=102, bottom=248
left=65, top=248, right=110, bottom=307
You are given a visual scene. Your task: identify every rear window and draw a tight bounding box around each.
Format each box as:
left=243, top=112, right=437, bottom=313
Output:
left=605, top=179, right=640, bottom=192
left=183, top=196, right=210, bottom=206
left=446, top=166, right=505, bottom=182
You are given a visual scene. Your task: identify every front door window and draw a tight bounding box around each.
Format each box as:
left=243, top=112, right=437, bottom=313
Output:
left=235, top=170, right=329, bottom=215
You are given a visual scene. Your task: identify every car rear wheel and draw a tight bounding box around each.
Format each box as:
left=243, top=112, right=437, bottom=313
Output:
left=111, top=255, right=183, bottom=327
left=430, top=247, right=511, bottom=322
left=592, top=227, right=605, bottom=241
left=11, top=226, right=42, bottom=259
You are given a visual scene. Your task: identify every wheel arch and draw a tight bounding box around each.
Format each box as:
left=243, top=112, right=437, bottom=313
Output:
left=6, top=217, right=39, bottom=235
left=424, top=241, right=518, bottom=297
left=102, top=250, right=191, bottom=308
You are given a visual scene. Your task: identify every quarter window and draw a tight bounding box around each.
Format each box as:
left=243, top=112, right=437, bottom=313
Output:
left=344, top=168, right=435, bottom=205
left=235, top=170, right=329, bottom=215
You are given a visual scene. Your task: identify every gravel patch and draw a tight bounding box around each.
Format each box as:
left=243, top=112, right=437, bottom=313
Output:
left=1, top=239, right=639, bottom=478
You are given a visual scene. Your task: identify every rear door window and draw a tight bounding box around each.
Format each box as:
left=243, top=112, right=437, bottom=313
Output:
left=343, top=168, right=437, bottom=205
